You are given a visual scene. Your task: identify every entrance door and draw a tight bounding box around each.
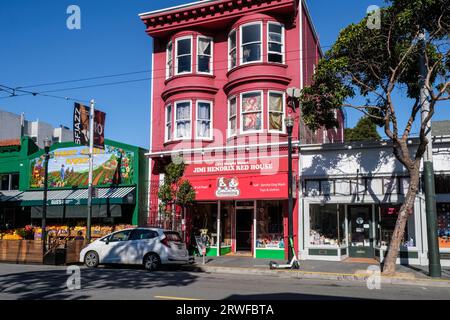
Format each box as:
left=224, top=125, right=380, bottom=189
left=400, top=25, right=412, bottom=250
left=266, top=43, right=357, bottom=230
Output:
left=236, top=209, right=253, bottom=252
left=348, top=206, right=374, bottom=258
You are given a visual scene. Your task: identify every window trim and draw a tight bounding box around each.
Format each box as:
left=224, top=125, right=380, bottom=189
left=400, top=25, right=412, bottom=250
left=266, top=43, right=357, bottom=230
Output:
left=166, top=40, right=173, bottom=79
left=227, top=96, right=238, bottom=138
left=267, top=21, right=285, bottom=64
left=195, top=100, right=213, bottom=140
left=174, top=100, right=192, bottom=140
left=240, top=90, right=264, bottom=134
left=175, top=36, right=193, bottom=76
left=239, top=22, right=263, bottom=66
left=165, top=104, right=173, bottom=143
left=228, top=29, right=237, bottom=71
left=267, top=90, right=286, bottom=134
left=196, top=36, right=214, bottom=75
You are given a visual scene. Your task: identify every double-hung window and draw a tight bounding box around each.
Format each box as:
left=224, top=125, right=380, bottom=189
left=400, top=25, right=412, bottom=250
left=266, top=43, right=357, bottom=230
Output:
left=197, top=37, right=213, bottom=74
left=175, top=101, right=191, bottom=139
left=240, top=23, right=262, bottom=64
left=166, top=41, right=173, bottom=79
left=165, top=104, right=172, bottom=142
left=176, top=37, right=192, bottom=74
left=196, top=101, right=212, bottom=139
left=228, top=97, right=237, bottom=137
left=228, top=30, right=237, bottom=70
left=241, top=91, right=263, bottom=133
left=268, top=91, right=285, bottom=133
left=268, top=22, right=284, bottom=63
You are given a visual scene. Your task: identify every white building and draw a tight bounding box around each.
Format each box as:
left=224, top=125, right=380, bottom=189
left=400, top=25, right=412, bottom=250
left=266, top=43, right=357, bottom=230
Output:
left=298, top=122, right=450, bottom=267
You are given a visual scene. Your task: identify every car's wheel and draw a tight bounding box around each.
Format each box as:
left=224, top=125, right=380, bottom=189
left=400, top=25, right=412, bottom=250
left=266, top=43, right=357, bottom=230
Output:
left=143, top=253, right=161, bottom=271
left=84, top=251, right=99, bottom=268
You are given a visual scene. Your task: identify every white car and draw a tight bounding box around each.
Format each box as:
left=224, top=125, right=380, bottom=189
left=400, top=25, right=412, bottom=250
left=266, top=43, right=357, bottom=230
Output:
left=79, top=228, right=189, bottom=271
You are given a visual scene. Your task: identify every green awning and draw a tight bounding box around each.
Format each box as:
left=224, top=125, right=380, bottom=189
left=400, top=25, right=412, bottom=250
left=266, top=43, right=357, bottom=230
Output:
left=1, top=187, right=136, bottom=207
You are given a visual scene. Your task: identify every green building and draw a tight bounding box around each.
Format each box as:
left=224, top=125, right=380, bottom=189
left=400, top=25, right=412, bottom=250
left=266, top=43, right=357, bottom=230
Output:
left=0, top=137, right=148, bottom=228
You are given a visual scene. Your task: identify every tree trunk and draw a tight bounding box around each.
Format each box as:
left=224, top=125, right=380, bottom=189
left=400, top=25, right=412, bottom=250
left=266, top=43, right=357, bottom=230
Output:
left=382, top=166, right=420, bottom=275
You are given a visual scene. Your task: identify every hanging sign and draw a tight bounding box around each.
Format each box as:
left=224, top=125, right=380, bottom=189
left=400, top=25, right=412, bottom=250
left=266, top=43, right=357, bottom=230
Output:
left=73, top=103, right=106, bottom=149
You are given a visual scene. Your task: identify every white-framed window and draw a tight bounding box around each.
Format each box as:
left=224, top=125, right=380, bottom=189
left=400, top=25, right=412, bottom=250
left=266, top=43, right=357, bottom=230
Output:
left=197, top=36, right=213, bottom=74
left=175, top=101, right=191, bottom=139
left=267, top=22, right=284, bottom=63
left=240, top=22, right=262, bottom=65
left=165, top=104, right=172, bottom=142
left=196, top=100, right=213, bottom=139
left=268, top=91, right=285, bottom=133
left=166, top=41, right=173, bottom=79
left=175, top=36, right=192, bottom=75
left=228, top=30, right=237, bottom=70
left=228, top=96, right=237, bottom=137
left=240, top=91, right=263, bottom=133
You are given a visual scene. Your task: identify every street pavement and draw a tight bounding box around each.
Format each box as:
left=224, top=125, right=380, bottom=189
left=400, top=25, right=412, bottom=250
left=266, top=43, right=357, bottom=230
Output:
left=0, top=263, right=449, bottom=300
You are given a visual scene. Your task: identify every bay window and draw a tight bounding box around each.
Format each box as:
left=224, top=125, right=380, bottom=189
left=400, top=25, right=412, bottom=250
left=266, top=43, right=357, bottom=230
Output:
left=228, top=30, right=237, bottom=70
left=196, top=101, right=212, bottom=139
left=197, top=37, right=213, bottom=74
left=268, top=91, right=285, bottom=132
left=175, top=101, right=191, bottom=139
left=268, top=22, right=284, bottom=63
left=241, top=91, right=262, bottom=133
left=165, top=105, right=172, bottom=142
left=240, top=23, right=262, bottom=64
left=176, top=37, right=192, bottom=74
left=166, top=41, right=173, bottom=79
left=228, top=96, right=237, bottom=137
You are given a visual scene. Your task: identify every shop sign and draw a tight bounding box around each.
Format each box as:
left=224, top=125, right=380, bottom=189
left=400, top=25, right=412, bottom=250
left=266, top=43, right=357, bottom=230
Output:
left=185, top=158, right=288, bottom=176
left=216, top=177, right=240, bottom=198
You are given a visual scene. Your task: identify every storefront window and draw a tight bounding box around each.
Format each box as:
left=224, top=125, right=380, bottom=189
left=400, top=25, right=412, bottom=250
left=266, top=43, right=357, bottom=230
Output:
left=175, top=101, right=191, bottom=139
left=196, top=101, right=212, bottom=139
left=228, top=30, right=237, bottom=69
left=241, top=23, right=261, bottom=64
left=241, top=91, right=262, bottom=133
left=176, top=37, right=192, bottom=74
left=197, top=36, right=213, bottom=74
left=437, top=203, right=450, bottom=249
left=310, top=204, right=345, bottom=246
left=256, top=200, right=284, bottom=249
left=435, top=175, right=450, bottom=194
left=376, top=205, right=414, bottom=247
left=228, top=96, right=237, bottom=137
left=268, top=92, right=284, bottom=132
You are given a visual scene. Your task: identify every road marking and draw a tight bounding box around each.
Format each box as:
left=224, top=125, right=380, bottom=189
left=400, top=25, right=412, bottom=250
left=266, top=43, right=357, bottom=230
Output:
left=154, top=295, right=201, bottom=301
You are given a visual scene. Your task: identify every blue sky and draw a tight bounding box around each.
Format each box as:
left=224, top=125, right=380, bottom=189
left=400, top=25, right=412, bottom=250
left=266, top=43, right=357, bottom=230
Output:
left=0, top=0, right=448, bottom=148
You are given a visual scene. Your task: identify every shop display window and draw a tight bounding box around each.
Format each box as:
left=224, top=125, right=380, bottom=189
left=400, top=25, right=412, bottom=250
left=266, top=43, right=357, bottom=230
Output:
left=309, top=204, right=345, bottom=246
left=256, top=201, right=284, bottom=249
left=376, top=205, right=414, bottom=247
left=435, top=175, right=450, bottom=194
left=437, top=203, right=450, bottom=249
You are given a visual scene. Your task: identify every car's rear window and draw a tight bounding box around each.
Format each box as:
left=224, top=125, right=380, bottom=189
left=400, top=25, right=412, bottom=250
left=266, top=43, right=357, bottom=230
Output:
left=164, top=231, right=182, bottom=242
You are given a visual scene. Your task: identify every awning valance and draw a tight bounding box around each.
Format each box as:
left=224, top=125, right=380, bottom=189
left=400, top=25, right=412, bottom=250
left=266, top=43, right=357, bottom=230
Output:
left=0, top=187, right=136, bottom=207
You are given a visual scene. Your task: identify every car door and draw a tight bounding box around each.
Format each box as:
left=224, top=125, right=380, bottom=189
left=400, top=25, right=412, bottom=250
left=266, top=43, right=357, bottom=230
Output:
left=101, top=230, right=132, bottom=264
left=128, top=229, right=159, bottom=264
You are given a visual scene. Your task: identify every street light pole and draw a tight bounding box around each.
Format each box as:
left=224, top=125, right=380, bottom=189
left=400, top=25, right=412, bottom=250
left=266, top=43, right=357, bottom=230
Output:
left=285, top=115, right=295, bottom=263
left=42, top=138, right=52, bottom=255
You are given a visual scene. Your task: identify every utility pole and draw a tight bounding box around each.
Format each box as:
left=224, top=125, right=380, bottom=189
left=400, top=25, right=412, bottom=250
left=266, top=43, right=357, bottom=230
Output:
left=86, top=99, right=95, bottom=244
left=419, top=32, right=442, bottom=278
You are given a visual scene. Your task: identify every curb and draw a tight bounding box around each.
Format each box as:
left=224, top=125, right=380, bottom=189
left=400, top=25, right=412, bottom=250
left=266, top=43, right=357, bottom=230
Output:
left=181, top=265, right=450, bottom=288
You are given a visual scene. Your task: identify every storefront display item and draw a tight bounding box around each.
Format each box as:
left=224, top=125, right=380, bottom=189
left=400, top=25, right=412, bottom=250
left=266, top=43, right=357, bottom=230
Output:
left=437, top=203, right=450, bottom=248
left=256, top=234, right=284, bottom=249
left=310, top=229, right=338, bottom=246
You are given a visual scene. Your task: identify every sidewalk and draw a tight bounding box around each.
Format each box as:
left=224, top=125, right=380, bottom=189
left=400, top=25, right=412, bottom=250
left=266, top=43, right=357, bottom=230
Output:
left=182, top=256, right=450, bottom=288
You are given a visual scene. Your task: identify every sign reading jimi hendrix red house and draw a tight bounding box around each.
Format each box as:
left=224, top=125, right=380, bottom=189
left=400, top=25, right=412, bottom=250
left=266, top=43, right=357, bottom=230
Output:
left=185, top=158, right=291, bottom=201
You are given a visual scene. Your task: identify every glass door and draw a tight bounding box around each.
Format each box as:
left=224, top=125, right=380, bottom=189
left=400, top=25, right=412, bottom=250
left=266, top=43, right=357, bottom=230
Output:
left=235, top=208, right=253, bottom=252
left=348, top=205, right=374, bottom=258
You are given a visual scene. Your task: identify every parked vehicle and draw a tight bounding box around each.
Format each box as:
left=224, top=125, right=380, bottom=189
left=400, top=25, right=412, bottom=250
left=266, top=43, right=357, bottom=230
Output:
left=79, top=228, right=189, bottom=271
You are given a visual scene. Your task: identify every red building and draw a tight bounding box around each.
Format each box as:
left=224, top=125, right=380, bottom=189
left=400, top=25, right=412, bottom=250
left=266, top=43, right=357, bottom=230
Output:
left=140, top=0, right=344, bottom=259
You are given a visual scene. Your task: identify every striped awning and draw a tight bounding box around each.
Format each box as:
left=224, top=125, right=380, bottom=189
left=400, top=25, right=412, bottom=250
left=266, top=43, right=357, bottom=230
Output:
left=0, top=187, right=136, bottom=206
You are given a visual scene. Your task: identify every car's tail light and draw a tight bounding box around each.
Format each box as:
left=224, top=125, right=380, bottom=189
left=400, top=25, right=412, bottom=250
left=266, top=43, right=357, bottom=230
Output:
left=161, top=237, right=171, bottom=248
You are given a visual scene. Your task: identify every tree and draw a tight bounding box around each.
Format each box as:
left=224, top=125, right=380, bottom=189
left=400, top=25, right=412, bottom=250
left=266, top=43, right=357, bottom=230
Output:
left=345, top=116, right=382, bottom=142
left=158, top=161, right=196, bottom=237
left=299, top=0, right=449, bottom=275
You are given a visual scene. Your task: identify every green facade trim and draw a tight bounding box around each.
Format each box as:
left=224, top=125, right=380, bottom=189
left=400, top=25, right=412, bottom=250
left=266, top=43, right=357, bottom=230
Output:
left=256, top=249, right=285, bottom=259
left=308, top=248, right=338, bottom=256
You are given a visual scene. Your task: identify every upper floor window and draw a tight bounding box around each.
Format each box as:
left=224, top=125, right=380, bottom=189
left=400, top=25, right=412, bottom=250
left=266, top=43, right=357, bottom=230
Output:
left=268, top=22, right=284, bottom=63
left=197, top=37, right=213, bottom=74
left=176, top=37, right=192, bottom=75
left=175, top=101, right=191, bottom=139
left=196, top=101, right=212, bottom=139
left=268, top=91, right=285, bottom=133
left=241, top=91, right=263, bottom=133
left=228, top=96, right=237, bottom=137
left=0, top=173, right=19, bottom=191
left=240, top=23, right=262, bottom=64
left=166, top=41, right=173, bottom=79
left=228, top=30, right=237, bottom=70
left=165, top=104, right=172, bottom=142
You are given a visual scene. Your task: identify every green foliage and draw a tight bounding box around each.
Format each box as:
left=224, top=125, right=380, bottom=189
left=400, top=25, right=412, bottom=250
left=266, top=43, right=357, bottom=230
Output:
left=345, top=117, right=382, bottom=142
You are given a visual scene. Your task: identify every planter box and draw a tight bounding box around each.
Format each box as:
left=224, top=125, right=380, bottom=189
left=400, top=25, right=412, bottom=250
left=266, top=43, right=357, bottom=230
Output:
left=0, top=240, right=43, bottom=264
left=66, top=240, right=85, bottom=264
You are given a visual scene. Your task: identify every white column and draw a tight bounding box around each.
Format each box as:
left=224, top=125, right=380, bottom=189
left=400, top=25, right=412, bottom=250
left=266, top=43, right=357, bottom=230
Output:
left=253, top=200, right=257, bottom=258
left=217, top=201, right=221, bottom=257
